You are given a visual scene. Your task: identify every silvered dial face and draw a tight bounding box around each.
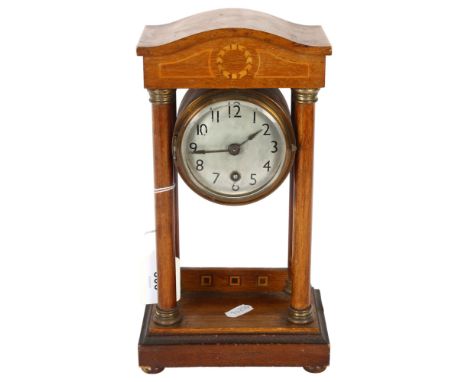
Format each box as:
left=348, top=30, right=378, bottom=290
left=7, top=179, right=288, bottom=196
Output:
left=178, top=99, right=287, bottom=202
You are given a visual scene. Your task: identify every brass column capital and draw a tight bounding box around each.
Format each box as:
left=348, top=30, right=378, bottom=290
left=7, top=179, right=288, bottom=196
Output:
left=148, top=89, right=176, bottom=104
left=292, top=88, right=320, bottom=103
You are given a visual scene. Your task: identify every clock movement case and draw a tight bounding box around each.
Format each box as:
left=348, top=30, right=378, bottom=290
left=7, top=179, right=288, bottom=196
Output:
left=136, top=9, right=332, bottom=373
left=173, top=88, right=296, bottom=205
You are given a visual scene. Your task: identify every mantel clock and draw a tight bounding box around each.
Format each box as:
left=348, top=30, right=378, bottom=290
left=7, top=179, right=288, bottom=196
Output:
left=136, top=9, right=332, bottom=373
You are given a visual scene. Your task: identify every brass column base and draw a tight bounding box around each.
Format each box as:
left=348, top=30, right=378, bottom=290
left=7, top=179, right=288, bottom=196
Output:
left=152, top=305, right=181, bottom=326
left=287, top=305, right=314, bottom=324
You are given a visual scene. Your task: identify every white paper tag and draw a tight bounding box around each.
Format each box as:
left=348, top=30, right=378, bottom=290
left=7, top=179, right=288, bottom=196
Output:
left=225, top=304, right=254, bottom=318
left=146, top=248, right=158, bottom=304
left=146, top=252, right=181, bottom=303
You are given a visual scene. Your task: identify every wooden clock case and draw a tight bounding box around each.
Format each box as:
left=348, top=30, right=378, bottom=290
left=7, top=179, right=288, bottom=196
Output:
left=136, top=9, right=332, bottom=373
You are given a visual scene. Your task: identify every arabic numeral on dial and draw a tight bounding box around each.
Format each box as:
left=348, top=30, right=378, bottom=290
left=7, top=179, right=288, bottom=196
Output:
left=196, top=159, right=204, bottom=171
left=211, top=109, right=219, bottom=123
left=189, top=142, right=197, bottom=152
left=263, top=123, right=270, bottom=135
left=233, top=101, right=241, bottom=118
left=232, top=183, right=240, bottom=191
left=250, top=173, right=257, bottom=185
left=263, top=160, right=271, bottom=172
left=196, top=123, right=208, bottom=135
left=271, top=141, right=278, bottom=153
left=228, top=102, right=241, bottom=118
left=212, top=172, right=220, bottom=183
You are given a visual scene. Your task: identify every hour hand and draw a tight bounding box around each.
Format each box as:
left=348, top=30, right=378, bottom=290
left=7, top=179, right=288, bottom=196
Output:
left=240, top=129, right=263, bottom=146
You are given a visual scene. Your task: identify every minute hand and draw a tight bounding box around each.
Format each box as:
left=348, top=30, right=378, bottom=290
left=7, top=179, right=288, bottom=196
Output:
left=192, top=148, right=229, bottom=154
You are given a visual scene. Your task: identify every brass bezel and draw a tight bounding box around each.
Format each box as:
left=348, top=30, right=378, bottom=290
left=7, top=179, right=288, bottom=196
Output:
left=173, top=89, right=296, bottom=205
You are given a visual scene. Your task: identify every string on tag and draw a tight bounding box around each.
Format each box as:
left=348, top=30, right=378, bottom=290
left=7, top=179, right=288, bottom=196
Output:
left=154, top=184, right=175, bottom=194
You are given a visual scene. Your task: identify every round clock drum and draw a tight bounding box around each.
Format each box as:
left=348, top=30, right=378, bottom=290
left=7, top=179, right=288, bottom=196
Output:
left=173, top=89, right=296, bottom=204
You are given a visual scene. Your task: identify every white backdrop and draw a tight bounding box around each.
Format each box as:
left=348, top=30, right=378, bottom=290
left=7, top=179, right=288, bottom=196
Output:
left=1, top=1, right=467, bottom=381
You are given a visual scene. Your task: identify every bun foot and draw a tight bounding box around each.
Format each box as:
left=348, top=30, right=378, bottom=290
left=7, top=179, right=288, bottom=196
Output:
left=304, top=365, right=327, bottom=373
left=141, top=366, right=165, bottom=374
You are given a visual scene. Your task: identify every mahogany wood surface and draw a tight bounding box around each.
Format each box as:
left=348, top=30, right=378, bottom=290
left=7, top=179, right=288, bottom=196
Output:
left=139, top=343, right=329, bottom=368
left=148, top=290, right=320, bottom=335
left=139, top=289, right=330, bottom=368
left=181, top=267, right=288, bottom=293
left=137, top=9, right=332, bottom=371
left=137, top=9, right=331, bottom=51
left=137, top=9, right=331, bottom=89
left=287, top=99, right=297, bottom=287
left=287, top=170, right=294, bottom=285
left=289, top=96, right=315, bottom=311
left=174, top=173, right=180, bottom=260
left=151, top=99, right=178, bottom=310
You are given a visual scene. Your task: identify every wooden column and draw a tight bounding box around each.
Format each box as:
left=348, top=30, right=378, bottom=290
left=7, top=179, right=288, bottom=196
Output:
left=174, top=173, right=180, bottom=260
left=287, top=88, right=319, bottom=324
left=285, top=95, right=297, bottom=295
left=148, top=89, right=181, bottom=326
left=285, top=171, right=294, bottom=295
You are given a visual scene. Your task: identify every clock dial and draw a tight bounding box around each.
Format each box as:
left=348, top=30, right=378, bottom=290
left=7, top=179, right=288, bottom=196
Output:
left=174, top=90, right=295, bottom=204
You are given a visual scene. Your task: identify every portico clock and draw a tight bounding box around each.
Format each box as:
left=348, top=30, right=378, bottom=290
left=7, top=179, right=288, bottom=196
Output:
left=136, top=8, right=332, bottom=374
